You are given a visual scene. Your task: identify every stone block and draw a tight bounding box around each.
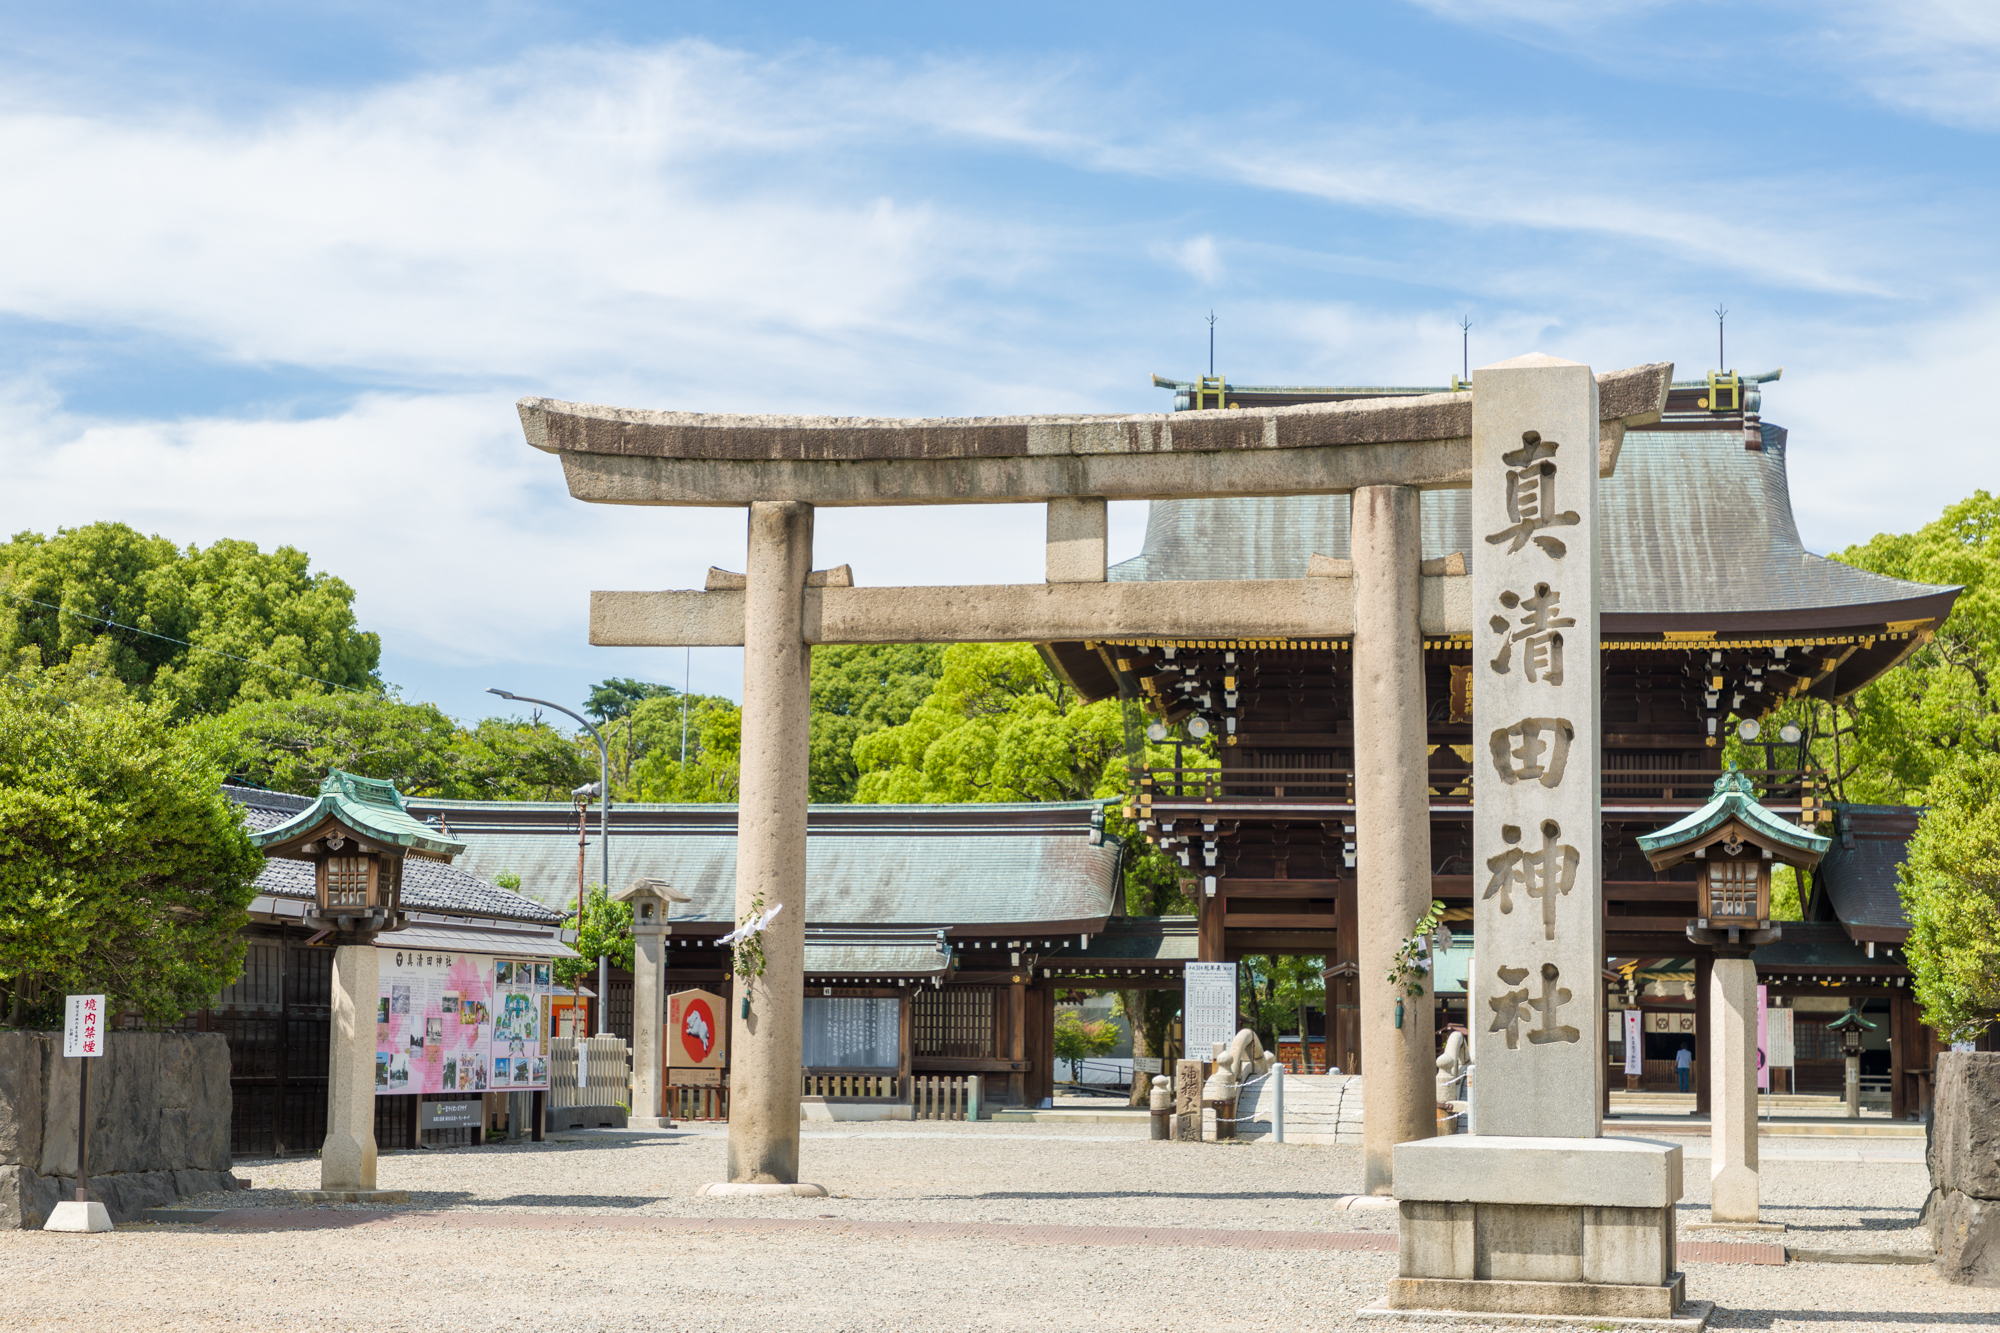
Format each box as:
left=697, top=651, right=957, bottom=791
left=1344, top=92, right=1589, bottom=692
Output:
left=1933, top=1188, right=2000, bottom=1287
left=1399, top=1200, right=1474, bottom=1279
left=1584, top=1205, right=1676, bottom=1286
left=1395, top=1134, right=1682, bottom=1209
left=0, top=1164, right=63, bottom=1231
left=0, top=1032, right=46, bottom=1167
left=1384, top=1272, right=1685, bottom=1319
left=1931, top=1053, right=2000, bottom=1201
left=1475, top=1202, right=1584, bottom=1282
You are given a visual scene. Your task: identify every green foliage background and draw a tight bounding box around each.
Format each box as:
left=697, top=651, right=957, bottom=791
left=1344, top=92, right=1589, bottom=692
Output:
left=0, top=664, right=263, bottom=1027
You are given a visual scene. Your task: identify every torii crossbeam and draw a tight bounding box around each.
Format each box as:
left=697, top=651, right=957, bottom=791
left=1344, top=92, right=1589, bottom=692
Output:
left=521, top=361, right=1672, bottom=1196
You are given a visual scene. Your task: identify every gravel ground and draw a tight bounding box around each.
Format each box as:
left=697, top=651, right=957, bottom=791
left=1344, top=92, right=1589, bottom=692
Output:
left=7, top=1124, right=1975, bottom=1332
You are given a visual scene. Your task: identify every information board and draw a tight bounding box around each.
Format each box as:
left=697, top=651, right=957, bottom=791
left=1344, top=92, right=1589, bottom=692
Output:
left=375, top=947, right=554, bottom=1096
left=1766, top=1007, right=1794, bottom=1070
left=1183, top=962, right=1238, bottom=1061
left=802, top=996, right=899, bottom=1069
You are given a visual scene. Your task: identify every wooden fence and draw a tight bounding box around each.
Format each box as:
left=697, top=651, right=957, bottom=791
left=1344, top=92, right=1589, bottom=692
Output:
left=669, top=1084, right=729, bottom=1120
left=909, top=1075, right=975, bottom=1121
left=802, top=1072, right=899, bottom=1099
left=548, top=1036, right=630, bottom=1109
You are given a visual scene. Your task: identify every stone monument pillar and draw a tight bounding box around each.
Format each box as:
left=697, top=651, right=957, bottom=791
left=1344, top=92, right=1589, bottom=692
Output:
left=709, top=500, right=825, bottom=1197
left=1351, top=482, right=1436, bottom=1194
left=324, top=943, right=379, bottom=1191
left=1709, top=954, right=1761, bottom=1223
left=1374, top=355, right=1691, bottom=1325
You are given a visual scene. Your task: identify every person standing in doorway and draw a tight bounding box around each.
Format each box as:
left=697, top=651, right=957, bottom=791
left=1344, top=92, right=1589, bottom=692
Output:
left=1676, top=1043, right=1693, bottom=1094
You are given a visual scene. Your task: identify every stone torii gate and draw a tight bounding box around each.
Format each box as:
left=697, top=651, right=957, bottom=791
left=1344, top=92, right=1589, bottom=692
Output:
left=519, top=359, right=1672, bottom=1197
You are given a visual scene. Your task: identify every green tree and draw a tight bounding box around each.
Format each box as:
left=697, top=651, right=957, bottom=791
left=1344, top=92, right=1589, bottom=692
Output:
left=0, top=667, right=262, bottom=1028
left=853, top=643, right=1128, bottom=803
left=202, top=693, right=593, bottom=799
left=1897, top=756, right=2000, bottom=1041
left=0, top=522, right=379, bottom=718
left=628, top=693, right=743, bottom=802
left=585, top=678, right=678, bottom=790
left=1053, top=1009, right=1120, bottom=1081
left=1241, top=955, right=1325, bottom=1057
left=554, top=884, right=636, bottom=989
left=809, top=645, right=944, bottom=802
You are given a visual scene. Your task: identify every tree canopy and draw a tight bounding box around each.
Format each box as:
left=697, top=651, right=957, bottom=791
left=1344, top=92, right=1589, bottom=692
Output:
left=809, top=645, right=943, bottom=802
left=1897, top=756, right=2000, bottom=1041
left=0, top=521, right=379, bottom=718
left=202, top=692, right=595, bottom=800
left=0, top=663, right=263, bottom=1027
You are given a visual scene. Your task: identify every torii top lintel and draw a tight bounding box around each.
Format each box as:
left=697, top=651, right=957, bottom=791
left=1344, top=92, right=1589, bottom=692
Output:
left=520, top=361, right=1672, bottom=508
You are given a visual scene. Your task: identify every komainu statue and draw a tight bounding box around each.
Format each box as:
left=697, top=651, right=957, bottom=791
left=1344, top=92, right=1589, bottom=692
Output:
left=1203, top=1028, right=1278, bottom=1104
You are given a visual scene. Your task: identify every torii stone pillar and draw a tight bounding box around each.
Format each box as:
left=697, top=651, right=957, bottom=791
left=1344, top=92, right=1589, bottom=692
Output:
left=1351, top=483, right=1436, bottom=1194
left=705, top=500, right=826, bottom=1197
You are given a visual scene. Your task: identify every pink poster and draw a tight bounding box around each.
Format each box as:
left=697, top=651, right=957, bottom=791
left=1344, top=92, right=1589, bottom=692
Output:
left=376, top=947, right=549, bottom=1096
left=1757, top=983, right=1770, bottom=1093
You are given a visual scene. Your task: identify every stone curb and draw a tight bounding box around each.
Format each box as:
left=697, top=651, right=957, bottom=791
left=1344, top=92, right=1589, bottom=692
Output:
left=1785, top=1248, right=1933, bottom=1265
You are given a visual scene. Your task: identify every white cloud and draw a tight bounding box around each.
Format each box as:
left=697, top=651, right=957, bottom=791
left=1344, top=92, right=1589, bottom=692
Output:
left=1158, top=235, right=1224, bottom=285
left=1801, top=1, right=2000, bottom=132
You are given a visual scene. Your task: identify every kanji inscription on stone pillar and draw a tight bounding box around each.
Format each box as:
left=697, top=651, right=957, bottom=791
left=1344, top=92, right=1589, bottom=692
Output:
left=1470, top=354, right=1604, bottom=1139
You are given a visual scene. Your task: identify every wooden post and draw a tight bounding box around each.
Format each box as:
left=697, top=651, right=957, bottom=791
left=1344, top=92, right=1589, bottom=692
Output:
left=1332, top=880, right=1360, bottom=1075
left=1008, top=973, right=1027, bottom=1106
left=1198, top=887, right=1225, bottom=962
left=1694, top=952, right=1713, bottom=1116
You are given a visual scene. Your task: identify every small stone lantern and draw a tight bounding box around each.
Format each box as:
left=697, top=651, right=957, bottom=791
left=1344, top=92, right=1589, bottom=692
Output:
left=247, top=770, right=465, bottom=1195
left=1637, top=765, right=1834, bottom=1225
left=1827, top=1003, right=1876, bottom=1119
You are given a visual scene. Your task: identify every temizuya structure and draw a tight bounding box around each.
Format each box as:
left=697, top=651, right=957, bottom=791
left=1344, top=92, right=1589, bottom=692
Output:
left=518, top=356, right=1675, bottom=1202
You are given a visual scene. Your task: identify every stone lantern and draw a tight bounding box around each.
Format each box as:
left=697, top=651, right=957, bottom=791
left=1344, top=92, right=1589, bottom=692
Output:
left=1827, top=1003, right=1876, bottom=1120
left=1636, top=765, right=1830, bottom=1225
left=250, top=770, right=465, bottom=1193
left=613, top=877, right=690, bottom=1129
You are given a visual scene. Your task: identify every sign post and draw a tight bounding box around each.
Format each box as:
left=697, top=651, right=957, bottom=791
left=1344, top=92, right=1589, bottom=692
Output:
left=45, top=995, right=111, bottom=1233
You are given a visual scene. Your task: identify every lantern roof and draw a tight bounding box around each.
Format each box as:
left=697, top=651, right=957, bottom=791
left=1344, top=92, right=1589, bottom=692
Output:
left=1635, top=766, right=1831, bottom=870
left=1826, top=1003, right=1876, bottom=1033
left=249, top=769, right=467, bottom=862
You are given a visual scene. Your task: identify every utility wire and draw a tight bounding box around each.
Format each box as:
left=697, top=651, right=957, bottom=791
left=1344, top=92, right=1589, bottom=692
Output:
left=0, top=586, right=370, bottom=695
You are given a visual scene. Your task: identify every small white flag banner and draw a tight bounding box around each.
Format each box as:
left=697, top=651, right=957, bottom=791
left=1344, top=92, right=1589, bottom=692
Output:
left=1622, top=1009, right=1643, bottom=1076
left=64, top=995, right=108, bottom=1059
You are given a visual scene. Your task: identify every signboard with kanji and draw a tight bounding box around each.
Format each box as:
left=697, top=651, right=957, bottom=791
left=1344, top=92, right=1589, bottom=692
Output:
left=63, top=995, right=107, bottom=1059
left=1183, top=962, right=1238, bottom=1061
left=668, top=989, right=727, bottom=1069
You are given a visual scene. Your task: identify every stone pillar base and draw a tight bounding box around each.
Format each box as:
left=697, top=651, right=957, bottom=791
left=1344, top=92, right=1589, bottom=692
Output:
left=700, top=1181, right=828, bottom=1198
left=1386, top=1136, right=1692, bottom=1324
left=43, top=1201, right=113, bottom=1233
left=1362, top=1289, right=1712, bottom=1330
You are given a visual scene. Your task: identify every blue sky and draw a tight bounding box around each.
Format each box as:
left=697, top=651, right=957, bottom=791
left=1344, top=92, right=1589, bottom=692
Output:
left=2, top=1, right=1995, bottom=721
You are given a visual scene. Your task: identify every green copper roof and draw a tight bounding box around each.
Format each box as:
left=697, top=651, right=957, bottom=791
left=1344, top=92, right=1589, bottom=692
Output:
left=249, top=770, right=467, bottom=861
left=1636, top=767, right=1831, bottom=864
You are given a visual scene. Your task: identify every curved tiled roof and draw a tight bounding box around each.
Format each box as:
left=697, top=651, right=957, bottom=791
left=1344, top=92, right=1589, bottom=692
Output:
left=404, top=798, right=1125, bottom=931
left=1109, top=425, right=1952, bottom=631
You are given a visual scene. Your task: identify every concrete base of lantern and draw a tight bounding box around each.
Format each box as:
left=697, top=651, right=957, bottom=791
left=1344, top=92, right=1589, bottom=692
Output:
left=1361, top=1294, right=1712, bottom=1330
left=42, top=1201, right=113, bottom=1233
left=700, top=1181, right=829, bottom=1198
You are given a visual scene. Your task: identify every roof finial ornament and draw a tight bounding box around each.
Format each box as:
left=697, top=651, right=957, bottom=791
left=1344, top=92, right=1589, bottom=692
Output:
left=1715, top=303, right=1728, bottom=372
left=1206, top=310, right=1217, bottom=376
left=1460, top=315, right=1472, bottom=384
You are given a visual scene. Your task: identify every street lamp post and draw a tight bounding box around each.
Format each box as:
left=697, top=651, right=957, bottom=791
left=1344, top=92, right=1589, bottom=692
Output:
left=488, top=687, right=611, bottom=1038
